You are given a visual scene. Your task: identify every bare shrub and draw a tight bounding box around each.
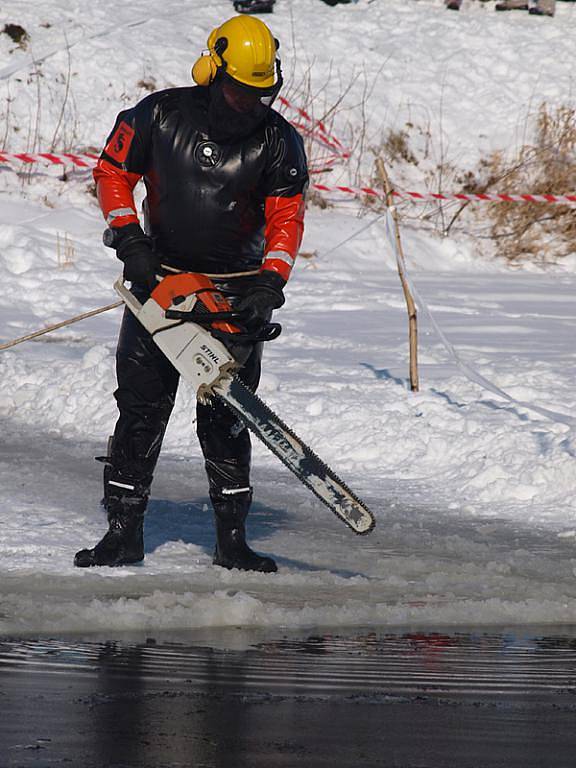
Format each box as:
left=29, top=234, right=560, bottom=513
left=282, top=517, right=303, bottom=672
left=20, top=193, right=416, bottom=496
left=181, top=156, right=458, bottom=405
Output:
left=477, top=104, right=576, bottom=263
left=407, top=103, right=576, bottom=260
left=280, top=35, right=384, bottom=207
left=282, top=62, right=361, bottom=182
left=360, top=103, right=576, bottom=264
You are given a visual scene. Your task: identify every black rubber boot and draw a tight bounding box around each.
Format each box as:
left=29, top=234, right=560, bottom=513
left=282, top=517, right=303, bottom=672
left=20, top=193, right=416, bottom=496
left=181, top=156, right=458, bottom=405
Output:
left=212, top=490, right=277, bottom=573
left=74, top=494, right=146, bottom=568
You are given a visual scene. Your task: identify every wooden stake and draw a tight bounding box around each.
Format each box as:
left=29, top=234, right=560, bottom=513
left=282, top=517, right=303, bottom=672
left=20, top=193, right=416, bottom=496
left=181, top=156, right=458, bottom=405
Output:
left=376, top=158, right=420, bottom=392
left=0, top=301, right=123, bottom=351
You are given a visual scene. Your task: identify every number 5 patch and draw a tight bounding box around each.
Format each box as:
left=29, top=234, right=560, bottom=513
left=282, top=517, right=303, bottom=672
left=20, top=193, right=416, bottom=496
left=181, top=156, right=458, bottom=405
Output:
left=104, top=121, right=135, bottom=164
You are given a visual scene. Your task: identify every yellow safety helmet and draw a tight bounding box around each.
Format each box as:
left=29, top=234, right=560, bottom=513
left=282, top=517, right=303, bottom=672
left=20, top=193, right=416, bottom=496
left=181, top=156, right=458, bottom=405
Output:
left=192, top=15, right=279, bottom=90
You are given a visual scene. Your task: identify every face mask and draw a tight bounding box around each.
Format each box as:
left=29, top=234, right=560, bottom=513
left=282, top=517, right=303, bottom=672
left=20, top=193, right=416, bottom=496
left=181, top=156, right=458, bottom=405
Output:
left=220, top=73, right=281, bottom=112
left=207, top=67, right=282, bottom=142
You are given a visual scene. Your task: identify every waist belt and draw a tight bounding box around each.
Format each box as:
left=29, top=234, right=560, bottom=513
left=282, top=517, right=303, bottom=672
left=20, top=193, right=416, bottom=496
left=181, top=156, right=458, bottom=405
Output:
left=160, top=263, right=260, bottom=279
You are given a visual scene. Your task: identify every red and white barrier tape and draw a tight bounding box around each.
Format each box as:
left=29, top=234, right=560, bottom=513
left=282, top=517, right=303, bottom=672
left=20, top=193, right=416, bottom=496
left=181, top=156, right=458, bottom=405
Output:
left=312, top=183, right=576, bottom=205
left=278, top=96, right=351, bottom=159
left=289, top=121, right=349, bottom=158
left=0, top=151, right=99, bottom=168
left=1, top=153, right=574, bottom=205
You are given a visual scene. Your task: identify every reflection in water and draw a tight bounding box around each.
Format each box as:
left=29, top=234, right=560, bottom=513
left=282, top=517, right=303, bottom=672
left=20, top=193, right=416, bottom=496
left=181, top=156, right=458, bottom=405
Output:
left=92, top=643, right=147, bottom=767
left=89, top=639, right=276, bottom=767
left=2, top=628, right=576, bottom=767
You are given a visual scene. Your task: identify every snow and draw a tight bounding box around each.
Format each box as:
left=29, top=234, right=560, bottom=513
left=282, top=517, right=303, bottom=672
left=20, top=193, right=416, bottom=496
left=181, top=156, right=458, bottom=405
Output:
left=0, top=0, right=575, bottom=636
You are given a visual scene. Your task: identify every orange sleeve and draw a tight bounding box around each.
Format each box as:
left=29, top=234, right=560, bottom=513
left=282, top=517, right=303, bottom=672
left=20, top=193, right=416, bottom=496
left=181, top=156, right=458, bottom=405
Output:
left=262, top=193, right=305, bottom=282
left=93, top=159, right=141, bottom=229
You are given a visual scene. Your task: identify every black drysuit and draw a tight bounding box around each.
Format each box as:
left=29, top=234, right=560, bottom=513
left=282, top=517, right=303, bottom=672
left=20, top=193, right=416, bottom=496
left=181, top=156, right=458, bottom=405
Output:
left=94, top=86, right=308, bottom=508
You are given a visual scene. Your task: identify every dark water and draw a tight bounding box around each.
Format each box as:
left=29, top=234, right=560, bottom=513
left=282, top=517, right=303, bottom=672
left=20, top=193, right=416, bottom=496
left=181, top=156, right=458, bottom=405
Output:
left=2, top=626, right=576, bottom=767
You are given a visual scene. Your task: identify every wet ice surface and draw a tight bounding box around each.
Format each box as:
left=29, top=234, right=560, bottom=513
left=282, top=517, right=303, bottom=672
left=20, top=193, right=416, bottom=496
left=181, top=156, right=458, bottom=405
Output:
left=1, top=411, right=576, bottom=636
left=2, top=627, right=576, bottom=768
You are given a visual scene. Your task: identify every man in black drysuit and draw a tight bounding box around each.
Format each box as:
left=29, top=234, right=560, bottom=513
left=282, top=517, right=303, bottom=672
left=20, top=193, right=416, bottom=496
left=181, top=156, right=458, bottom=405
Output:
left=74, top=15, right=308, bottom=574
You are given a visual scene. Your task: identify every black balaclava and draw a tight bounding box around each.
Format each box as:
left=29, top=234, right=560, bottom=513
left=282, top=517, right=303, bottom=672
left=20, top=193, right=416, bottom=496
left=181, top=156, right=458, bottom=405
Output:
left=207, top=76, right=271, bottom=143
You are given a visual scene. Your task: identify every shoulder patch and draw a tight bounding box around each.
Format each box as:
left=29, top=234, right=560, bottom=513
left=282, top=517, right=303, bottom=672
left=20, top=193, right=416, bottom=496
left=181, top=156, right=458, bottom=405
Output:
left=104, top=121, right=135, bottom=164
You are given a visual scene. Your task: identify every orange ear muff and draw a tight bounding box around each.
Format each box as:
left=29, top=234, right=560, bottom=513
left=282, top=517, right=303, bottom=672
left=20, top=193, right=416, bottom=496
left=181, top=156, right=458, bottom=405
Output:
left=191, top=53, right=218, bottom=86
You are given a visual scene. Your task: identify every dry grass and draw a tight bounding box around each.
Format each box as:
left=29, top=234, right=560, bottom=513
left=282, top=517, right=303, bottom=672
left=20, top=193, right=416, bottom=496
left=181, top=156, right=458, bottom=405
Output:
left=362, top=103, right=576, bottom=264
left=478, top=104, right=576, bottom=263
left=382, top=128, right=419, bottom=167
left=137, top=77, right=157, bottom=93
left=444, top=104, right=576, bottom=263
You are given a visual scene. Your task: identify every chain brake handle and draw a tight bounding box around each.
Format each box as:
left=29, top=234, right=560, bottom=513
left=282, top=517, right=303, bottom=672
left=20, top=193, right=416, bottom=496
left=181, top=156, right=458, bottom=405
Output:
left=151, top=273, right=240, bottom=334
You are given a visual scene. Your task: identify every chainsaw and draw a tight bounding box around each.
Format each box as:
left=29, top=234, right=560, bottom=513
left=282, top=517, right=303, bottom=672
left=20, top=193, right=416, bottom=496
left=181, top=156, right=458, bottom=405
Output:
left=114, top=273, right=375, bottom=535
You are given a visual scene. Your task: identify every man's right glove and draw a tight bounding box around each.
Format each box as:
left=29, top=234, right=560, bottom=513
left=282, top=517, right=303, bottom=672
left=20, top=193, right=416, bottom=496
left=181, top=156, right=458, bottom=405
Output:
left=237, top=271, right=286, bottom=332
left=104, top=223, right=159, bottom=291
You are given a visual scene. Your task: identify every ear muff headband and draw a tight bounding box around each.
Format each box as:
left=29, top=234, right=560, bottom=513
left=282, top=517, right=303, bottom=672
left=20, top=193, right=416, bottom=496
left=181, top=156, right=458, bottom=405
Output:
left=214, top=37, right=228, bottom=58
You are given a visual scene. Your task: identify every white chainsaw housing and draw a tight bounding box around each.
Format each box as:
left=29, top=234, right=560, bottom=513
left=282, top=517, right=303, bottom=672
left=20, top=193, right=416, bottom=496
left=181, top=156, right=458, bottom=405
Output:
left=114, top=278, right=237, bottom=402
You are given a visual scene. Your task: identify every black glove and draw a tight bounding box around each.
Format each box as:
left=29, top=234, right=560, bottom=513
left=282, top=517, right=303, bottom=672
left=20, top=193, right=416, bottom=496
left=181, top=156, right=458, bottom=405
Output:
left=122, top=246, right=159, bottom=291
left=110, top=224, right=159, bottom=291
left=237, top=271, right=286, bottom=331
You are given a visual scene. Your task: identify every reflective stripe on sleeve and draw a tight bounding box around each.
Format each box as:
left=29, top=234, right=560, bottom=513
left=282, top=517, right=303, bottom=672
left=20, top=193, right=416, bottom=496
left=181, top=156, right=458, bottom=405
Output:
left=94, top=158, right=141, bottom=228
left=106, top=207, right=137, bottom=225
left=261, top=251, right=293, bottom=281
left=263, top=250, right=295, bottom=268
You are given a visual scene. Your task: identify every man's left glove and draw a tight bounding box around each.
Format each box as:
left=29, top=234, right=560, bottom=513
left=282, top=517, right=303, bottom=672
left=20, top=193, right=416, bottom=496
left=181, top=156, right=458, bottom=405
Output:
left=237, top=270, right=286, bottom=332
left=104, top=223, right=159, bottom=291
